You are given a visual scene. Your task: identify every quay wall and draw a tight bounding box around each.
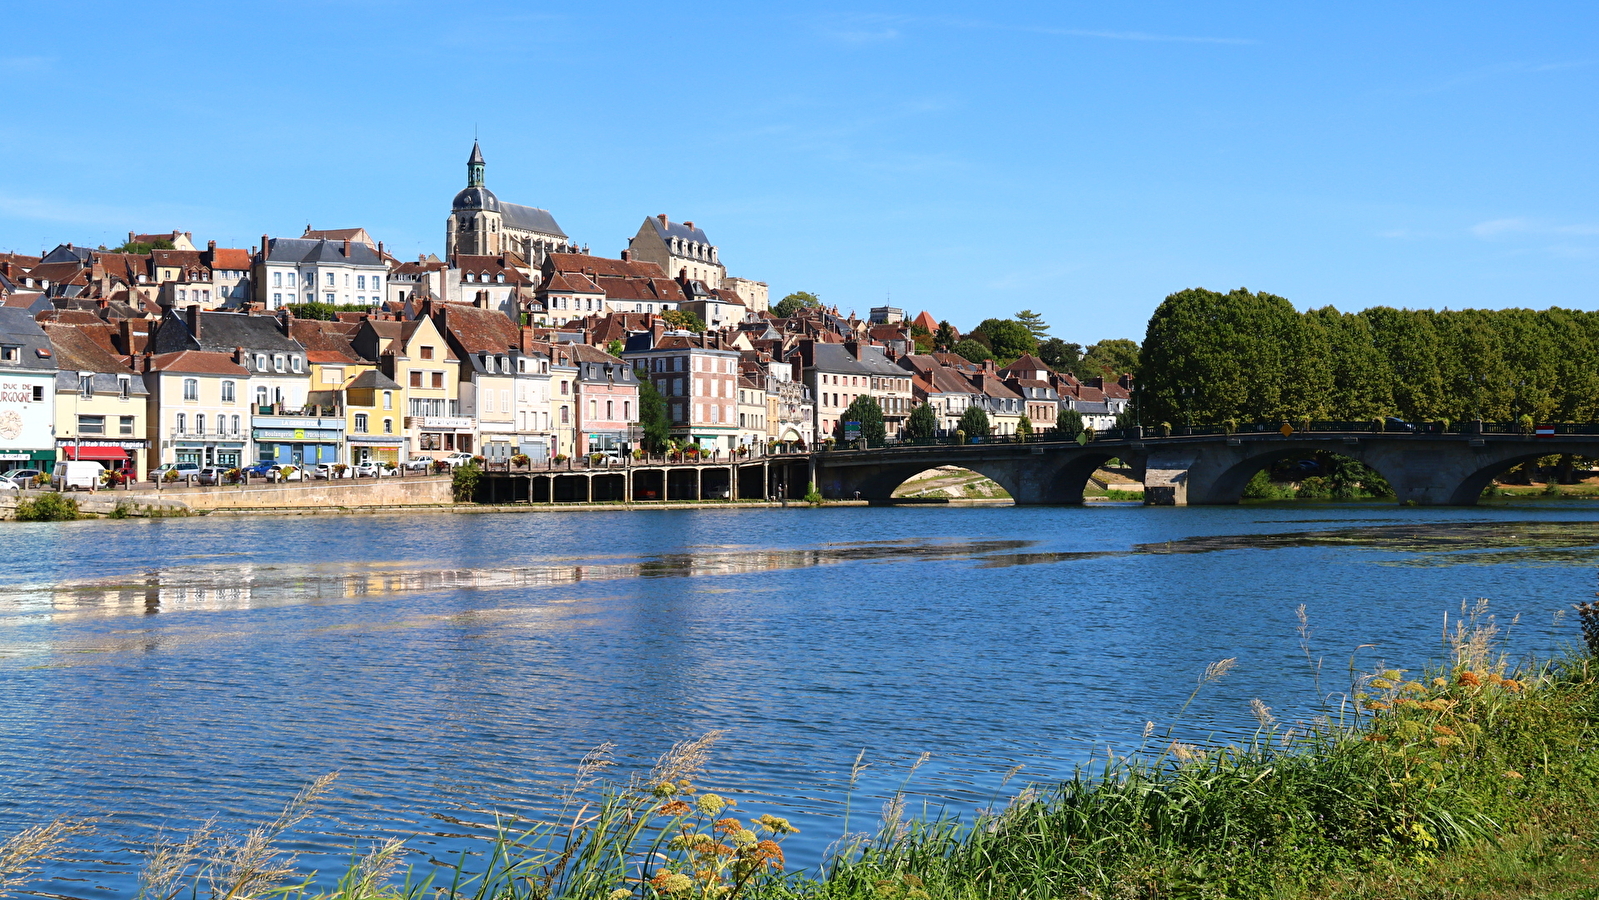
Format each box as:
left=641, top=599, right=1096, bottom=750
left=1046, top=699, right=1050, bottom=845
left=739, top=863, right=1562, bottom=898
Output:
left=122, top=476, right=453, bottom=511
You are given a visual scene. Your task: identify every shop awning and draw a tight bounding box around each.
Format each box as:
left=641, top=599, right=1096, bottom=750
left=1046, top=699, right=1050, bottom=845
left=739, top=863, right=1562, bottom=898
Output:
left=62, top=446, right=128, bottom=461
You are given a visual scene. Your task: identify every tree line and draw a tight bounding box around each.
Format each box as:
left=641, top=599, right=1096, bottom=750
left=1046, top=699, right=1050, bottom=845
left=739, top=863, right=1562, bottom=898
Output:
left=1139, top=287, right=1599, bottom=427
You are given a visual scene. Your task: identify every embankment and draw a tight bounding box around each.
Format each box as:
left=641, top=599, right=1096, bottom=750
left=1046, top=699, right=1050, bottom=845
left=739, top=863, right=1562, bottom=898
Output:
left=123, top=476, right=453, bottom=512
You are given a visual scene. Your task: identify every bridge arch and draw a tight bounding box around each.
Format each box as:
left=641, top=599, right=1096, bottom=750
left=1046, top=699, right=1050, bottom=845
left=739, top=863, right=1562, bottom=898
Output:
left=1448, top=451, right=1570, bottom=505
left=819, top=448, right=1124, bottom=505
left=1199, top=446, right=1402, bottom=505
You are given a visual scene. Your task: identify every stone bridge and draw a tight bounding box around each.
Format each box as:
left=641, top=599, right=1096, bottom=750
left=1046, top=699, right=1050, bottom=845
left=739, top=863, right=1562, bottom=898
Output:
left=810, top=429, right=1599, bottom=506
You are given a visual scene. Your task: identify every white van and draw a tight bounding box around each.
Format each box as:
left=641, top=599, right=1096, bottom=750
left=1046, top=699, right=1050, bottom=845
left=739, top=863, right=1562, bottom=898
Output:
left=53, top=460, right=104, bottom=492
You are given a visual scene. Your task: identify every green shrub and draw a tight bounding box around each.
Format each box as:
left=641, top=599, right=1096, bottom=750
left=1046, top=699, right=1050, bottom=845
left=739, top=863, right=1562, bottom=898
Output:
left=14, top=493, right=79, bottom=521
left=803, top=482, right=823, bottom=505
left=451, top=462, right=482, bottom=502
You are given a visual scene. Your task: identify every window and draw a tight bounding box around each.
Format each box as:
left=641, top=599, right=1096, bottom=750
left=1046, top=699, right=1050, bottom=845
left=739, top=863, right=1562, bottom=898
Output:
left=1, top=345, right=18, bottom=362
left=273, top=272, right=282, bottom=288
left=344, top=273, right=350, bottom=287
left=176, top=413, right=186, bottom=433
left=118, top=377, right=130, bottom=400
left=589, top=399, right=597, bottom=419
left=325, top=292, right=335, bottom=304
left=256, top=386, right=268, bottom=407
left=255, top=354, right=267, bottom=371
left=221, top=380, right=235, bottom=402
left=371, top=277, right=380, bottom=293
left=78, top=373, right=93, bottom=398
left=274, top=355, right=285, bottom=372
left=382, top=391, right=392, bottom=410
left=230, top=415, right=240, bottom=435
left=290, top=356, right=302, bottom=373
left=560, top=406, right=569, bottom=424
left=357, top=275, right=366, bottom=290
left=287, top=272, right=297, bottom=287
left=500, top=390, right=509, bottom=412
left=409, top=371, right=422, bottom=388
left=383, top=418, right=393, bottom=434
left=483, top=391, right=493, bottom=413
left=195, top=414, right=205, bottom=435
left=420, top=346, right=434, bottom=360
left=560, top=380, right=569, bottom=395
left=77, top=415, right=105, bottom=435
left=483, top=355, right=495, bottom=374
left=273, top=292, right=282, bottom=305
left=606, top=400, right=614, bottom=420
left=306, top=292, right=313, bottom=303
left=430, top=372, right=443, bottom=388
left=183, top=378, right=198, bottom=401
left=325, top=272, right=335, bottom=286
left=119, top=415, right=135, bottom=436
left=324, top=367, right=344, bottom=385
left=354, top=414, right=368, bottom=433
left=623, top=401, right=630, bottom=420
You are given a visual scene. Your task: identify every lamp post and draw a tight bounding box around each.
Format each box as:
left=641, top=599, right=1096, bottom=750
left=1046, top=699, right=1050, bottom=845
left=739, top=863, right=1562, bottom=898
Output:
left=1181, top=387, right=1195, bottom=432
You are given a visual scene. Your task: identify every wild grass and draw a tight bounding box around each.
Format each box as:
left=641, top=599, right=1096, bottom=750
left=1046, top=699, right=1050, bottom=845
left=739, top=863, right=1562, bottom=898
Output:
left=6, top=603, right=1599, bottom=899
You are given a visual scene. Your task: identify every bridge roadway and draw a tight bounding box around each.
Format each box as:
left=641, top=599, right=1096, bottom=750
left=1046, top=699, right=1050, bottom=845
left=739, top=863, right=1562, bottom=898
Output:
left=811, top=427, right=1599, bottom=506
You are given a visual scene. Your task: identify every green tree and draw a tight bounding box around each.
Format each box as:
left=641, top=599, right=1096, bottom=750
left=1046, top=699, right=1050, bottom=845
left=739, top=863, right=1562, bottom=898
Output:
left=111, top=237, right=174, bottom=254
left=1037, top=338, right=1082, bottom=372
left=970, top=318, right=1037, bottom=362
left=1076, top=338, right=1141, bottom=380
left=952, top=338, right=993, bottom=363
left=1056, top=408, right=1084, bottom=436
left=606, top=338, right=625, bottom=358
left=451, top=462, right=482, bottom=502
left=773, top=291, right=823, bottom=318
left=635, top=373, right=671, bottom=452
left=834, top=394, right=886, bottom=445
left=1015, top=309, right=1050, bottom=341
left=1017, top=414, right=1033, bottom=439
left=661, top=308, right=706, bottom=333
left=909, top=322, right=934, bottom=354
left=904, top=402, right=938, bottom=441
left=933, top=320, right=957, bottom=352
left=958, top=405, right=991, bottom=438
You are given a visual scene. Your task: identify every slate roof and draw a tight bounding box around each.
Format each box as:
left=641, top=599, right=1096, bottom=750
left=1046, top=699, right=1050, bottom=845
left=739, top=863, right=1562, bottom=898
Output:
left=40, top=244, right=93, bottom=265
left=646, top=216, right=710, bottom=244
left=43, top=325, right=143, bottom=393
left=347, top=369, right=401, bottom=390
left=808, top=342, right=904, bottom=377
left=500, top=202, right=567, bottom=238
left=149, top=308, right=303, bottom=356
left=0, top=307, right=56, bottom=371
left=264, top=237, right=385, bottom=267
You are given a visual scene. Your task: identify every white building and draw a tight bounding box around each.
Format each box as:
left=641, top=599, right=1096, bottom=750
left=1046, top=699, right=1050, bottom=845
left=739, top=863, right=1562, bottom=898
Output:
left=256, top=235, right=388, bottom=311
left=0, top=308, right=59, bottom=471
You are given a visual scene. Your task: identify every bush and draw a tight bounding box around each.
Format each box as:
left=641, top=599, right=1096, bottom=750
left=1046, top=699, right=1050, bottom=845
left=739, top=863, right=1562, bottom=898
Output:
left=451, top=462, right=481, bottom=502
left=802, top=481, right=823, bottom=505
left=14, top=493, right=79, bottom=521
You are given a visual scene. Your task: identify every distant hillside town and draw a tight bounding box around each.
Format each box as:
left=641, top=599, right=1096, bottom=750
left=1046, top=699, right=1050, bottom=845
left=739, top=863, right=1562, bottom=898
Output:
left=0, top=143, right=1134, bottom=476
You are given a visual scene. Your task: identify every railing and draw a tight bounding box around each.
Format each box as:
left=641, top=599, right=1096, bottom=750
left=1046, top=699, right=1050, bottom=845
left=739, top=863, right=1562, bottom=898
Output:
left=477, top=448, right=798, bottom=474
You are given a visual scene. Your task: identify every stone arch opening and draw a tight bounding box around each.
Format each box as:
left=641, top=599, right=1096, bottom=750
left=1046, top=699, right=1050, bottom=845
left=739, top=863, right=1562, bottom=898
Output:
left=891, top=466, right=1013, bottom=502
left=1207, top=447, right=1402, bottom=504
left=1450, top=451, right=1590, bottom=505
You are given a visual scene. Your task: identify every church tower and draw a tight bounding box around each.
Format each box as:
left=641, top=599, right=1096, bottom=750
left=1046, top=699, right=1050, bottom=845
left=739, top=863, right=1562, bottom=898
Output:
left=446, top=141, right=503, bottom=258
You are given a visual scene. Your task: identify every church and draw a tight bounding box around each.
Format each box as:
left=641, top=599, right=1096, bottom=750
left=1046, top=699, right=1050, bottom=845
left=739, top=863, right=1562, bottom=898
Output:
left=444, top=142, right=573, bottom=268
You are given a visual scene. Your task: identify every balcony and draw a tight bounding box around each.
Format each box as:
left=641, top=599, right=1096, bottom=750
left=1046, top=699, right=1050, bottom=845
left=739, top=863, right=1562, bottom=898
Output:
left=170, top=428, right=244, bottom=440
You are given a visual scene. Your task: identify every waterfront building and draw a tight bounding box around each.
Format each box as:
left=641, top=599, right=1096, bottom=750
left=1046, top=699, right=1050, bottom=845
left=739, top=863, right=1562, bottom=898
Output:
left=352, top=315, right=469, bottom=459
left=626, top=215, right=725, bottom=288
left=0, top=308, right=59, bottom=470
left=385, top=256, right=449, bottom=309
left=567, top=343, right=638, bottom=455
left=202, top=242, right=254, bottom=309
left=536, top=252, right=683, bottom=326
left=43, top=323, right=149, bottom=475
left=796, top=340, right=914, bottom=441
left=432, top=302, right=521, bottom=462
left=292, top=319, right=394, bottom=466
left=256, top=235, right=388, bottom=311
left=736, top=375, right=766, bottom=451
left=899, top=354, right=979, bottom=435
left=622, top=332, right=742, bottom=451
left=143, top=350, right=249, bottom=469
left=545, top=343, right=579, bottom=458
left=341, top=370, right=405, bottom=465
left=445, top=142, right=572, bottom=266
left=513, top=335, right=558, bottom=461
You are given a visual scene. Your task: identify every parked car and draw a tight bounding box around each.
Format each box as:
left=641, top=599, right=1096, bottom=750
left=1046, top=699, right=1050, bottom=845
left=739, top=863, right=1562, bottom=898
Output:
left=195, top=466, right=234, bottom=486
left=351, top=461, right=396, bottom=478
left=0, top=478, right=16, bottom=491
left=1384, top=416, right=1417, bottom=433
left=150, top=462, right=202, bottom=482
left=270, top=465, right=304, bottom=482
left=441, top=452, right=476, bottom=468
left=240, top=462, right=277, bottom=479
left=309, top=463, right=351, bottom=480
left=401, top=457, right=433, bottom=472
left=1, top=468, right=43, bottom=488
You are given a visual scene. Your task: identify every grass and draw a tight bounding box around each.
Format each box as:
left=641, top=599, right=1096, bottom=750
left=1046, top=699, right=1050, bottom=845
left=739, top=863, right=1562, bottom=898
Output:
left=7, top=604, right=1599, bottom=899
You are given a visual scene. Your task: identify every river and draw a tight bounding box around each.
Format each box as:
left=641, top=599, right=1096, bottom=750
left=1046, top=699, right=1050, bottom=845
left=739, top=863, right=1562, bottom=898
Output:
left=2, top=502, right=1596, bottom=897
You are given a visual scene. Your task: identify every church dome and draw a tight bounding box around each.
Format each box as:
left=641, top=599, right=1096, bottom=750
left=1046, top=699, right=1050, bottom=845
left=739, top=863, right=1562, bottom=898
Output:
left=453, top=186, right=500, bottom=212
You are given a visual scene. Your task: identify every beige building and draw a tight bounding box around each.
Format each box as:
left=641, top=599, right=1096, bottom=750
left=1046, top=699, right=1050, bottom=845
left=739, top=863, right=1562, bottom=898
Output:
left=627, top=215, right=725, bottom=288
left=352, top=316, right=468, bottom=459
left=143, top=350, right=251, bottom=469
left=45, top=324, right=150, bottom=476
left=445, top=142, right=572, bottom=267
left=723, top=276, right=769, bottom=313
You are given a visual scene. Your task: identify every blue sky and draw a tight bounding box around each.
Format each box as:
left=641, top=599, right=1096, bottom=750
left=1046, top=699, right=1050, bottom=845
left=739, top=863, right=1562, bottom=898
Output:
left=1, top=2, right=1595, bottom=344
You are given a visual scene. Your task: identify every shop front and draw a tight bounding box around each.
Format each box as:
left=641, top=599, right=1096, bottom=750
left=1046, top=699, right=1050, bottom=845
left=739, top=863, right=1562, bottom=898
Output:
left=514, top=434, right=550, bottom=462
left=171, top=440, right=247, bottom=468
left=482, top=433, right=516, bottom=462
left=347, top=435, right=404, bottom=465
left=414, top=416, right=475, bottom=458
left=0, top=448, right=55, bottom=469
left=56, top=438, right=148, bottom=475
left=253, top=415, right=345, bottom=466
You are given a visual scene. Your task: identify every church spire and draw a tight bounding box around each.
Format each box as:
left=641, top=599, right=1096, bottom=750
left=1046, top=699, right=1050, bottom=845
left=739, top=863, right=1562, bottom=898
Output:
left=467, top=141, right=485, bottom=188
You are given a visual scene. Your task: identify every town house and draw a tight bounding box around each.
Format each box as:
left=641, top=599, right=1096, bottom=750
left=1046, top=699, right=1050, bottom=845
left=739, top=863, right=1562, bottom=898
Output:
left=0, top=308, right=59, bottom=471
left=623, top=332, right=741, bottom=452
left=352, top=316, right=468, bottom=460
left=568, top=343, right=638, bottom=455
left=44, top=323, right=149, bottom=475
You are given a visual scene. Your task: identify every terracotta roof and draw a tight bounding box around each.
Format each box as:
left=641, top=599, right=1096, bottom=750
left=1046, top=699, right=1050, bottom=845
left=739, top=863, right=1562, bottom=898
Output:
left=42, top=323, right=134, bottom=373
left=912, top=310, right=938, bottom=333
left=206, top=247, right=251, bottom=270
left=0, top=252, right=41, bottom=269
left=998, top=353, right=1050, bottom=375
left=151, top=249, right=203, bottom=268
left=434, top=303, right=519, bottom=354
left=596, top=275, right=686, bottom=303
left=147, top=350, right=248, bottom=375
left=541, top=271, right=604, bottom=294
left=546, top=252, right=667, bottom=280
left=289, top=319, right=361, bottom=361
left=28, top=261, right=90, bottom=285
left=307, top=350, right=356, bottom=364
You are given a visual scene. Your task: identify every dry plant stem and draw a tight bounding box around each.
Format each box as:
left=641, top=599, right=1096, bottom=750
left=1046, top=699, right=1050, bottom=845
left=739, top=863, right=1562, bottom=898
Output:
left=0, top=817, right=96, bottom=899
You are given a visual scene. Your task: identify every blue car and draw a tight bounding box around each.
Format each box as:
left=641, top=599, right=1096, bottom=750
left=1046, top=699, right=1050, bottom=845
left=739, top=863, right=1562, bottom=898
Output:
left=240, top=463, right=276, bottom=478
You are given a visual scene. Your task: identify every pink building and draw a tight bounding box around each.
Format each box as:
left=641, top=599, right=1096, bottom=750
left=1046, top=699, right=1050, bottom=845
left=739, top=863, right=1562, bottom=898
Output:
left=569, top=343, right=639, bottom=454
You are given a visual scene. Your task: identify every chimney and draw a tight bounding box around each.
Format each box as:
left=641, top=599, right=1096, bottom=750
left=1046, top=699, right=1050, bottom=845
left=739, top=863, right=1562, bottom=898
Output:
left=66, top=242, right=73, bottom=250
left=186, top=304, right=202, bottom=339
left=119, top=319, right=134, bottom=354
left=843, top=339, right=859, bottom=360
left=343, top=239, right=351, bottom=258
left=261, top=234, right=269, bottom=257
left=377, top=241, right=384, bottom=258
left=475, top=289, right=489, bottom=309
left=657, top=214, right=668, bottom=226
left=620, top=249, right=631, bottom=262
left=128, top=231, right=135, bottom=244
left=234, top=347, right=245, bottom=364
left=208, top=240, right=217, bottom=252
left=684, top=221, right=694, bottom=230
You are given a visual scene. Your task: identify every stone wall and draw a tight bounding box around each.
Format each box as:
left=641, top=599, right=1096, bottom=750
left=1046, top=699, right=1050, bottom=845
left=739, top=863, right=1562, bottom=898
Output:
left=123, top=476, right=453, bottom=510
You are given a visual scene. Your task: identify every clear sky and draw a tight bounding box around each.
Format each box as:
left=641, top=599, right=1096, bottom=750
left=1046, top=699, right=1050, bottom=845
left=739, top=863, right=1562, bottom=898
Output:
left=1, top=2, right=1595, bottom=344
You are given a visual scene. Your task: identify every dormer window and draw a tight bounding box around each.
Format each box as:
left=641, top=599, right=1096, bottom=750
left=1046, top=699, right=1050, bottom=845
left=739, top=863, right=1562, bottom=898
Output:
left=0, top=345, right=18, bottom=363
left=255, top=353, right=267, bottom=371
left=496, top=273, right=504, bottom=283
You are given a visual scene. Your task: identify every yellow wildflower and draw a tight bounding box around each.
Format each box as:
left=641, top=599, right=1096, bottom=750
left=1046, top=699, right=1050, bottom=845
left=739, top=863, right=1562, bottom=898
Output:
left=732, top=829, right=758, bottom=847
left=697, top=793, right=728, bottom=816
left=653, top=781, right=679, bottom=797
left=1458, top=671, right=1482, bottom=688
left=1505, top=770, right=1523, bottom=779
left=651, top=872, right=694, bottom=895
left=1364, top=700, right=1391, bottom=711
left=1433, top=724, right=1457, bottom=736
left=1432, top=676, right=1448, bottom=688
left=1369, top=677, right=1394, bottom=690
left=609, top=891, right=631, bottom=900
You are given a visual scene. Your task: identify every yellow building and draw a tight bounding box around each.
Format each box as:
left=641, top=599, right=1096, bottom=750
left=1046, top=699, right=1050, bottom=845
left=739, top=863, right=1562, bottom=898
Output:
left=352, top=315, right=466, bottom=460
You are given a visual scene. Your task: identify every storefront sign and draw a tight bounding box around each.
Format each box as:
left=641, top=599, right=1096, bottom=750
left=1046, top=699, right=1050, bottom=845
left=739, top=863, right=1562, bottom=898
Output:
left=55, top=439, right=148, bottom=449
left=420, top=417, right=474, bottom=430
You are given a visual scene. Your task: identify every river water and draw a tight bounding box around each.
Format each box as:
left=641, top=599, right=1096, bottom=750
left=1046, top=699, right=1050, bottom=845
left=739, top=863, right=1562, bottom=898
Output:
left=2, top=502, right=1597, bottom=896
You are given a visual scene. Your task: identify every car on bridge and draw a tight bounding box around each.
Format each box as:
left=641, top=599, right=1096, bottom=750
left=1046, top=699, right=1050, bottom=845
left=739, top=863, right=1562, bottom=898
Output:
left=1384, top=417, right=1416, bottom=433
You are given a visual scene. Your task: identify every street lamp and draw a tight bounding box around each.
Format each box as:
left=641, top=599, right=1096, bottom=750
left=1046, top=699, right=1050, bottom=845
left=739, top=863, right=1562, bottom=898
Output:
left=1181, top=387, right=1195, bottom=432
